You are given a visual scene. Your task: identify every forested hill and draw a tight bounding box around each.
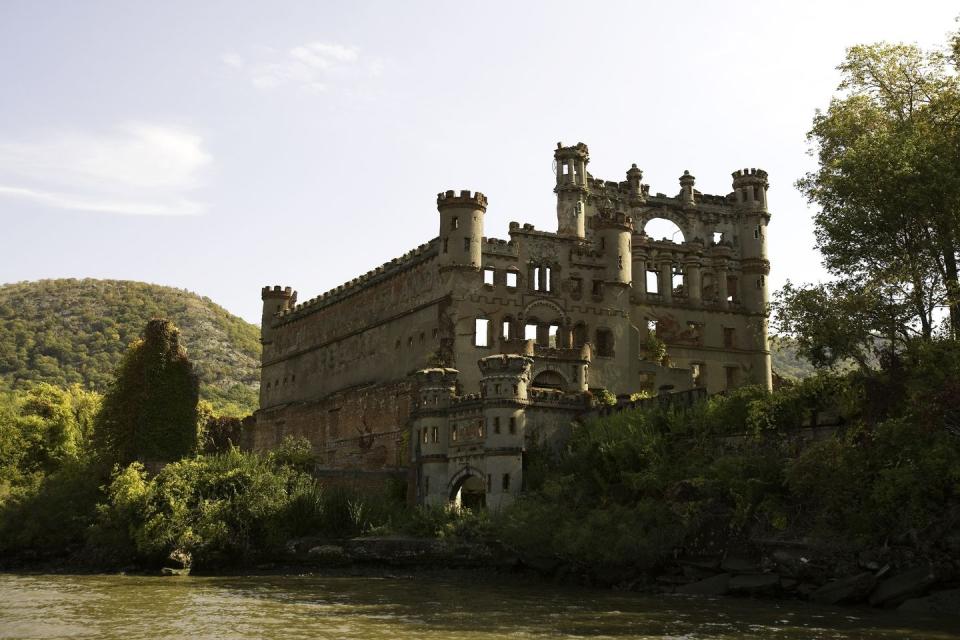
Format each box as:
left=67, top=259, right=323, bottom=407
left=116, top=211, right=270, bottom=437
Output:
left=0, top=279, right=261, bottom=414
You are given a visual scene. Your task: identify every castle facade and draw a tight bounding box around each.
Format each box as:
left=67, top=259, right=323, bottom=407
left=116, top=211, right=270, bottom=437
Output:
left=255, top=142, right=772, bottom=508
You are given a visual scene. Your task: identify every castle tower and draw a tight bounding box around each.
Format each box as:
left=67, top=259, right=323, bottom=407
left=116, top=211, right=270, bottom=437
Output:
left=594, top=209, right=634, bottom=287
left=478, top=354, right=532, bottom=509
left=437, top=190, right=486, bottom=271
left=554, top=142, right=590, bottom=238
left=732, top=168, right=772, bottom=390
left=260, top=285, right=296, bottom=347
left=412, top=367, right=459, bottom=506
left=732, top=168, right=770, bottom=314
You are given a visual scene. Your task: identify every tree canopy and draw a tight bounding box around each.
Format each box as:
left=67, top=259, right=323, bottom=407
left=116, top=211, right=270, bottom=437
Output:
left=93, top=319, right=200, bottom=464
left=776, top=30, right=960, bottom=365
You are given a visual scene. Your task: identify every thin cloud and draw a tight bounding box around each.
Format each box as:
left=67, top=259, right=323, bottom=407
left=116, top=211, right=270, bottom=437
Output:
left=0, top=123, right=210, bottom=216
left=222, top=41, right=379, bottom=93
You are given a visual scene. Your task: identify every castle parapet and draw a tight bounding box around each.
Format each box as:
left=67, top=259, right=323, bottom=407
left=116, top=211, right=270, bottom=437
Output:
left=436, top=189, right=488, bottom=211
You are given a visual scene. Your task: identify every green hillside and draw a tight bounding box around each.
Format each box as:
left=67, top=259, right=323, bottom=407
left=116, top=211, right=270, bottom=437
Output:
left=770, top=335, right=817, bottom=380
left=0, top=279, right=261, bottom=415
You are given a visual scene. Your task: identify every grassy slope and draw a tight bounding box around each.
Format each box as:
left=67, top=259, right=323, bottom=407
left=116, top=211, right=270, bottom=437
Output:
left=0, top=279, right=261, bottom=415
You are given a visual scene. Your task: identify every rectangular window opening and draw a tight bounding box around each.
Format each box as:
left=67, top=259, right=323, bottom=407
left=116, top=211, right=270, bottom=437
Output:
left=509, top=417, right=517, bottom=434
left=548, top=324, right=559, bottom=348
left=475, top=318, right=490, bottom=347
left=646, top=270, right=659, bottom=293
left=524, top=323, right=538, bottom=341
left=463, top=237, right=471, bottom=252
left=451, top=216, right=459, bottom=229
left=506, top=271, right=518, bottom=288
left=723, top=327, right=736, bottom=349
left=494, top=417, right=501, bottom=434
left=502, top=473, right=511, bottom=491
left=483, top=268, right=495, bottom=285
left=502, top=320, right=511, bottom=340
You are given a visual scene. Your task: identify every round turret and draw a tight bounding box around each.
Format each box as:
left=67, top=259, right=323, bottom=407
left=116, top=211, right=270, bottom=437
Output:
left=478, top=354, right=533, bottom=402
left=593, top=209, right=634, bottom=286
left=414, top=367, right=459, bottom=409
left=437, top=190, right=486, bottom=271
left=731, top=168, right=768, bottom=212
left=260, top=285, right=296, bottom=345
left=554, top=142, right=590, bottom=238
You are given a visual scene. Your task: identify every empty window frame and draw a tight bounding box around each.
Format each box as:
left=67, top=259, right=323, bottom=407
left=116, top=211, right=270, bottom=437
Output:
left=502, top=473, right=511, bottom=491
left=483, top=268, right=495, bottom=285
left=548, top=324, right=559, bottom=348
left=646, top=270, right=659, bottom=293
left=494, top=417, right=501, bottom=434
left=723, top=327, right=736, bottom=349
left=509, top=417, right=517, bottom=434
left=726, top=275, right=739, bottom=302
left=505, top=271, right=518, bottom=288
left=463, top=237, right=471, bottom=252
left=596, top=328, right=614, bottom=357
left=475, top=318, right=490, bottom=347
left=451, top=216, right=459, bottom=230
left=592, top=279, right=604, bottom=296
left=524, top=323, right=538, bottom=341
left=501, top=319, right=512, bottom=340
left=533, top=265, right=552, bottom=292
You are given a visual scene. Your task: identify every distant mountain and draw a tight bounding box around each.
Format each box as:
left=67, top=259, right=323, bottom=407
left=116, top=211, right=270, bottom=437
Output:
left=0, top=279, right=261, bottom=415
left=770, top=335, right=817, bottom=380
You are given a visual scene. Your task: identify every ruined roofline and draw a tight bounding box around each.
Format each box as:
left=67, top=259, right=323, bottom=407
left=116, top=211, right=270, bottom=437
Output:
left=275, top=238, right=439, bottom=325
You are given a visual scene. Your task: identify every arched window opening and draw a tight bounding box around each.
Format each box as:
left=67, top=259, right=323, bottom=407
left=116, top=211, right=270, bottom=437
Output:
left=532, top=370, right=565, bottom=390
left=643, top=218, right=685, bottom=244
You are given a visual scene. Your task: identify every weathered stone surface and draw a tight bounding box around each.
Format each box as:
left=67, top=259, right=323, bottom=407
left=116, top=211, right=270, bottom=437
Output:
left=344, top=536, right=494, bottom=567
left=810, top=572, right=877, bottom=605
left=721, top=549, right=762, bottom=574
left=898, top=588, right=960, bottom=615
left=160, top=567, right=190, bottom=576
left=308, top=544, right=350, bottom=566
left=869, top=565, right=938, bottom=608
left=676, top=573, right=731, bottom=596
left=727, top=574, right=780, bottom=596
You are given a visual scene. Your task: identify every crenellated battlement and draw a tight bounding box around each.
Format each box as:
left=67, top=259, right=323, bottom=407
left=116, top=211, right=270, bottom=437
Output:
left=436, top=189, right=488, bottom=210
left=554, top=141, right=589, bottom=160
left=275, top=239, right=438, bottom=324
left=732, top=167, right=768, bottom=182
left=478, top=354, right=533, bottom=377
left=593, top=208, right=634, bottom=231
left=261, top=285, right=294, bottom=299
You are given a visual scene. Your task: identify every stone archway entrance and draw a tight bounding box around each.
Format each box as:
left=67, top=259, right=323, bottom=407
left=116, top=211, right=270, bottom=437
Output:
left=450, top=473, right=486, bottom=510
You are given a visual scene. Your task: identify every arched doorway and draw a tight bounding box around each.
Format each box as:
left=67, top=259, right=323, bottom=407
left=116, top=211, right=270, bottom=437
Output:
left=450, top=474, right=486, bottom=510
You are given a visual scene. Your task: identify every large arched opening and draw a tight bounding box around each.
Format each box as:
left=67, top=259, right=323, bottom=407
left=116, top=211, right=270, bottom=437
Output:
left=450, top=473, right=486, bottom=510
left=643, top=218, right=686, bottom=243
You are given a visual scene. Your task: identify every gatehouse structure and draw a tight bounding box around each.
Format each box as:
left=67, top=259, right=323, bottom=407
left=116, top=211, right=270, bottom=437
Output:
left=253, top=142, right=772, bottom=508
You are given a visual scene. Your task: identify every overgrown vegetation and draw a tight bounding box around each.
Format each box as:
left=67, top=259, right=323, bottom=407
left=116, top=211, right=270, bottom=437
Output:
left=0, top=279, right=261, bottom=415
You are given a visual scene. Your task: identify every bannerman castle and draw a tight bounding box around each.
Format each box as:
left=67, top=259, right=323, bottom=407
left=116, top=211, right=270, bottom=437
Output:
left=254, top=142, right=772, bottom=509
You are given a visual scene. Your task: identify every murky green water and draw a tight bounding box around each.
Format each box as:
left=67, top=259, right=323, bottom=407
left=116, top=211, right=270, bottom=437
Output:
left=0, top=573, right=956, bottom=639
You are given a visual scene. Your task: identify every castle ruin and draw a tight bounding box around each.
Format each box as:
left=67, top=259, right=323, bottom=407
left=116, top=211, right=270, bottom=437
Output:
left=254, top=142, right=772, bottom=508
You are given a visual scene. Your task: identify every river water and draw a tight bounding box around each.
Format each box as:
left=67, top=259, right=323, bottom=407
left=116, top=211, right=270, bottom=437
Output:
left=0, top=573, right=956, bottom=639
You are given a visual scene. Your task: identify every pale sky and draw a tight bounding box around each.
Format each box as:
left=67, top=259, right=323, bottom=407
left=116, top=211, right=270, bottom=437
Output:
left=1, top=1, right=956, bottom=324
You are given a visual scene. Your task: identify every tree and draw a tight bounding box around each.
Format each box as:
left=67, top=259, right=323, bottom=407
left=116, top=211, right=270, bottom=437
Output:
left=789, top=34, right=960, bottom=346
left=93, top=319, right=200, bottom=464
